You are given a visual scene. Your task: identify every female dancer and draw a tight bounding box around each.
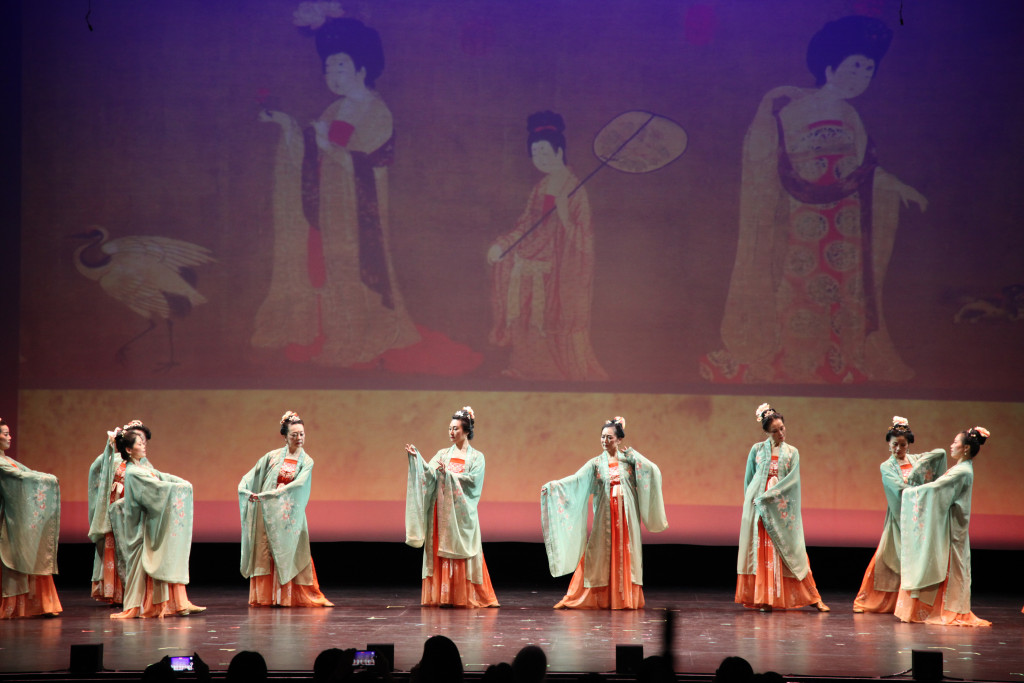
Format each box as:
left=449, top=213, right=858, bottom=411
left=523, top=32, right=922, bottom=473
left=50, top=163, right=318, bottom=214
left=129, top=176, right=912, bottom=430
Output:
left=487, top=110, right=607, bottom=380
left=895, top=427, right=991, bottom=626
left=736, top=404, right=829, bottom=611
left=239, top=411, right=333, bottom=607
left=88, top=420, right=149, bottom=605
left=405, top=406, right=499, bottom=607
left=109, top=423, right=205, bottom=618
left=853, top=416, right=945, bottom=612
left=0, top=418, right=62, bottom=618
left=541, top=416, right=667, bottom=609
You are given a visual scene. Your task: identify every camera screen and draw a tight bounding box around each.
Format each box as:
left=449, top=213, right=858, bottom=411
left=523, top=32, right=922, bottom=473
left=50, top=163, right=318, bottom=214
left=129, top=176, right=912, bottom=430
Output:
left=353, top=650, right=376, bottom=667
left=169, top=656, right=194, bottom=672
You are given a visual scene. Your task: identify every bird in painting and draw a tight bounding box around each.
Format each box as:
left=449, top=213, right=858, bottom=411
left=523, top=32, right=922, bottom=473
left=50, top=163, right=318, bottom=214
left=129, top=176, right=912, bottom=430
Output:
left=71, top=226, right=215, bottom=371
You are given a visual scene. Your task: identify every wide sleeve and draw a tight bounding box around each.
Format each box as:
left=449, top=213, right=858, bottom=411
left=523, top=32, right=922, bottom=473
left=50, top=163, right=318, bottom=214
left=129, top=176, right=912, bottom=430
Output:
left=753, top=445, right=808, bottom=580
left=120, top=466, right=194, bottom=584
left=743, top=444, right=759, bottom=492
left=900, top=466, right=967, bottom=591
left=0, top=458, right=60, bottom=576
left=237, top=455, right=267, bottom=578
left=434, top=449, right=485, bottom=560
left=405, top=449, right=439, bottom=548
left=621, top=448, right=668, bottom=533
left=87, top=441, right=117, bottom=546
left=541, top=460, right=595, bottom=577
left=907, top=449, right=946, bottom=486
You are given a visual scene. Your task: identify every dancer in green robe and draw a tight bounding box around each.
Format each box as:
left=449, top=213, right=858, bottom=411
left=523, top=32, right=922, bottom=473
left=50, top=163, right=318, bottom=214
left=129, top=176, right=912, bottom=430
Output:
left=896, top=426, right=991, bottom=626
left=0, top=418, right=62, bottom=618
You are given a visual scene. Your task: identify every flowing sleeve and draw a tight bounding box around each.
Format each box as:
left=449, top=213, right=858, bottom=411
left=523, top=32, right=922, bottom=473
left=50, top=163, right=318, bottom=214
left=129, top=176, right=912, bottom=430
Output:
left=621, top=448, right=668, bottom=532
left=237, top=455, right=267, bottom=579
left=87, top=441, right=118, bottom=550
left=434, top=448, right=485, bottom=560
left=405, top=449, right=439, bottom=548
left=743, top=444, right=759, bottom=492
left=120, top=466, right=194, bottom=584
left=900, top=466, right=968, bottom=591
left=753, top=445, right=808, bottom=580
left=254, top=456, right=313, bottom=584
left=907, top=449, right=946, bottom=486
left=0, top=458, right=60, bottom=576
left=541, top=459, right=595, bottom=577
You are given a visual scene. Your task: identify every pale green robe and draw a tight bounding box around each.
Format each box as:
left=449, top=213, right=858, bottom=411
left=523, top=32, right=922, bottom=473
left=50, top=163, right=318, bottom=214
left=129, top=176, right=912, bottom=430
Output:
left=870, top=449, right=946, bottom=591
left=405, top=445, right=488, bottom=584
left=109, top=461, right=194, bottom=611
left=900, top=459, right=976, bottom=614
left=0, top=455, right=60, bottom=598
left=541, top=449, right=667, bottom=587
left=87, top=440, right=150, bottom=582
left=737, top=439, right=808, bottom=580
left=238, top=448, right=315, bottom=585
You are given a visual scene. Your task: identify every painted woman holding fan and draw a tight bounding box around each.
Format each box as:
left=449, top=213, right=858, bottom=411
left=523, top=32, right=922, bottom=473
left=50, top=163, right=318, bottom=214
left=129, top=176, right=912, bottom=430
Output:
left=487, top=111, right=608, bottom=381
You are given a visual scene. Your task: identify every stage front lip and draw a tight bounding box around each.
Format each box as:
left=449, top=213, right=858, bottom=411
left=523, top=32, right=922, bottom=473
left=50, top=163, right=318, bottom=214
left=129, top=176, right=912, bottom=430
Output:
left=56, top=501, right=1024, bottom=548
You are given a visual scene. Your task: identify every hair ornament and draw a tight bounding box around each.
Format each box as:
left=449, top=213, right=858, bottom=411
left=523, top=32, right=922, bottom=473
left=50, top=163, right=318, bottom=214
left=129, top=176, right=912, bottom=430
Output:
left=293, top=1, right=345, bottom=29
left=122, top=419, right=144, bottom=433
left=971, top=426, right=990, bottom=439
left=755, top=403, right=775, bottom=423
left=532, top=125, right=557, bottom=133
left=610, top=416, right=626, bottom=429
left=890, top=416, right=911, bottom=433
left=280, top=411, right=302, bottom=425
left=455, top=406, right=475, bottom=421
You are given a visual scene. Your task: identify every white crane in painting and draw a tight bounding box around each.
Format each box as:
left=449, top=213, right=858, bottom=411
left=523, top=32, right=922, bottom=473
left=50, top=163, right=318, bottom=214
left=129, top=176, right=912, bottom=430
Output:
left=71, top=226, right=216, bottom=370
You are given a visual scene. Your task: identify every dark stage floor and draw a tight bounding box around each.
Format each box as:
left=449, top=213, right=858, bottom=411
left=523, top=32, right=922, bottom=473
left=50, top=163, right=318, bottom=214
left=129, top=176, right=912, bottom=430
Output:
left=2, top=586, right=1022, bottom=680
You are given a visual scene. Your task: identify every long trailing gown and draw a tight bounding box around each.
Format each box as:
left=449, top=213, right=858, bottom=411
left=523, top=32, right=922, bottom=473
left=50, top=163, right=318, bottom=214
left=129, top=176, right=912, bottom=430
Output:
left=736, top=439, right=823, bottom=609
left=490, top=170, right=607, bottom=380
left=541, top=448, right=667, bottom=609
left=853, top=449, right=945, bottom=613
left=895, top=460, right=989, bottom=626
left=702, top=86, right=913, bottom=383
left=109, top=460, right=204, bottom=618
left=88, top=440, right=126, bottom=604
left=252, top=91, right=480, bottom=374
left=238, top=447, right=332, bottom=607
left=405, top=445, right=499, bottom=607
left=0, top=454, right=62, bottom=618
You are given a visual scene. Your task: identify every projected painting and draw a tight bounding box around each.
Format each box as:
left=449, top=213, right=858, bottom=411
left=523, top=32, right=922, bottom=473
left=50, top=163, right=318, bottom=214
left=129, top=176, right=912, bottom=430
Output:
left=14, top=0, right=1024, bottom=548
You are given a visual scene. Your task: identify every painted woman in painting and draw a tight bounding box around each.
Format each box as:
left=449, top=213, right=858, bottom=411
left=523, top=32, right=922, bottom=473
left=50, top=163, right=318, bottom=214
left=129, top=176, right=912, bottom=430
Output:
left=253, top=13, right=420, bottom=368
left=254, top=9, right=480, bottom=374
left=488, top=111, right=608, bottom=381
left=702, top=16, right=926, bottom=384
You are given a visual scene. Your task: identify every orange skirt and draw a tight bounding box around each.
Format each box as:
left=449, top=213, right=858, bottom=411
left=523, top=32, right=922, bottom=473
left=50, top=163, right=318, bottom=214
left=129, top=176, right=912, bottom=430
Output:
left=0, top=565, right=62, bottom=619
left=895, top=576, right=990, bottom=627
left=91, top=532, right=123, bottom=604
left=249, top=558, right=333, bottom=607
left=111, top=578, right=204, bottom=619
left=852, top=551, right=898, bottom=613
left=421, top=506, right=499, bottom=608
left=554, top=493, right=644, bottom=610
left=735, top=519, right=821, bottom=609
